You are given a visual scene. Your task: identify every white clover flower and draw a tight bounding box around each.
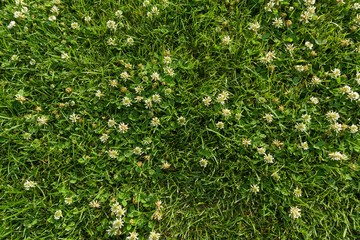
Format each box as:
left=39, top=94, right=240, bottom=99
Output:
left=50, top=6, right=59, bottom=15
left=126, top=231, right=139, bottom=240
left=304, top=0, right=316, bottom=5
left=151, top=72, right=160, bottom=81
left=264, top=154, right=274, bottom=163
left=265, top=1, right=275, bottom=11
left=151, top=209, right=163, bottom=221
left=14, top=11, right=25, bottom=19
left=272, top=139, right=283, bottom=148
left=151, top=6, right=160, bottom=15
left=216, top=91, right=230, bottom=105
left=242, top=138, right=251, bottom=147
left=257, top=147, right=266, bottom=155
left=152, top=94, right=161, bottom=103
left=126, top=37, right=134, bottom=45
left=300, top=142, right=309, bottom=150
left=21, top=6, right=29, bottom=14
left=49, top=15, right=57, bottom=21
left=7, top=21, right=16, bottom=29
left=162, top=162, right=171, bottom=169
left=54, top=210, right=63, bottom=220
left=177, top=116, right=186, bottom=125
left=289, top=206, right=301, bottom=219
left=37, top=116, right=48, bottom=125
left=340, top=85, right=352, bottom=94
left=112, top=218, right=124, bottom=230
left=165, top=88, right=172, bottom=95
left=300, top=11, right=312, bottom=23
left=332, top=68, right=341, bottom=78
left=355, top=72, right=360, bottom=85
left=95, top=90, right=104, bottom=98
left=250, top=184, right=260, bottom=193
left=15, top=0, right=24, bottom=5
left=24, top=180, right=37, bottom=190
left=100, top=133, right=109, bottom=143
left=144, top=98, right=152, bottom=108
left=61, top=52, right=69, bottom=60
left=310, top=96, right=319, bottom=105
left=107, top=20, right=117, bottom=30
left=134, top=86, right=144, bottom=94
left=11, top=55, right=19, bottom=61
left=302, top=114, right=311, bottom=123
left=331, top=122, right=343, bottom=133
left=109, top=80, right=118, bottom=87
left=222, top=108, right=231, bottom=118
left=115, top=10, right=123, bottom=17
left=328, top=152, right=347, bottom=160
left=107, top=37, right=116, bottom=46
left=65, top=197, right=73, bottom=205
left=120, top=71, right=130, bottom=81
left=108, top=118, right=117, bottom=127
left=326, top=111, right=340, bottom=122
left=151, top=117, right=161, bottom=127
left=295, top=123, right=307, bottom=132
left=248, top=21, right=260, bottom=32
left=164, top=56, right=171, bottom=64
left=355, top=14, right=360, bottom=25
left=305, top=41, right=314, bottom=50
left=118, top=122, right=129, bottom=133
left=216, top=121, right=224, bottom=129
left=23, top=132, right=32, bottom=140
left=311, top=75, right=321, bottom=85
left=84, top=16, right=91, bottom=22
left=294, top=187, right=302, bottom=197
left=148, top=231, right=161, bottom=240
left=15, top=94, right=26, bottom=103
left=222, top=36, right=231, bottom=45
left=164, top=66, right=175, bottom=76
left=122, top=97, right=132, bottom=107
left=111, top=203, right=126, bottom=216
left=71, top=22, right=80, bottom=30
left=199, top=158, right=208, bottom=167
left=260, top=51, right=277, bottom=63
left=69, top=113, right=80, bottom=123
left=143, top=0, right=150, bottom=7
left=29, top=59, right=36, bottom=65
left=295, top=65, right=305, bottom=72
left=106, top=226, right=119, bottom=236
left=263, top=113, right=273, bottom=123
left=134, top=96, right=143, bottom=103
left=133, top=147, right=143, bottom=155
left=272, top=17, right=284, bottom=28
left=108, top=149, right=119, bottom=159
left=349, top=124, right=358, bottom=133
left=21, top=7, right=28, bottom=14
left=127, top=63, right=135, bottom=69
left=307, top=6, right=316, bottom=15
left=347, top=91, right=359, bottom=101
left=89, top=200, right=101, bottom=208
left=202, top=96, right=212, bottom=106
left=286, top=44, right=296, bottom=52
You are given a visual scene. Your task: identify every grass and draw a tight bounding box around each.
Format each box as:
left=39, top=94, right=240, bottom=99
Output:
left=1, top=0, right=360, bottom=239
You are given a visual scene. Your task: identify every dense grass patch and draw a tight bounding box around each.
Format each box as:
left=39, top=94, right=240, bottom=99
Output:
left=1, top=0, right=360, bottom=239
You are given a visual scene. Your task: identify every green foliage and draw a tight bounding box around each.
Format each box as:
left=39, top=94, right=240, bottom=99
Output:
left=1, top=0, right=360, bottom=239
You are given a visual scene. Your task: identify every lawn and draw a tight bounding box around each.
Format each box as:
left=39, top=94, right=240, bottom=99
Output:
left=1, top=0, right=360, bottom=239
